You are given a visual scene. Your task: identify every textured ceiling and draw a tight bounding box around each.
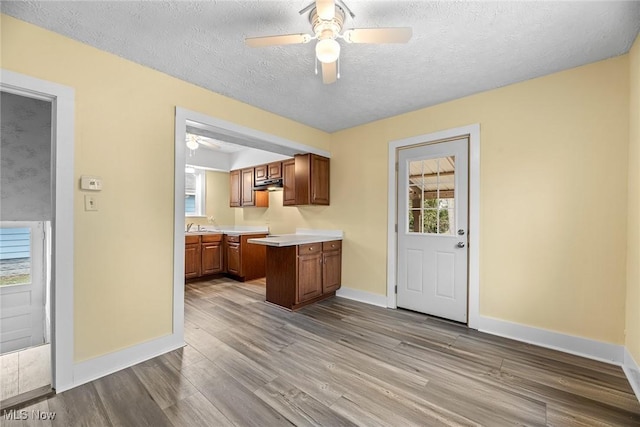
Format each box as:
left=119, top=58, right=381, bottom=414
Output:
left=3, top=1, right=639, bottom=132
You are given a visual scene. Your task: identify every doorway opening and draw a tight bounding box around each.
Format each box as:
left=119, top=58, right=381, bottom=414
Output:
left=173, top=108, right=330, bottom=334
left=387, top=124, right=480, bottom=329
left=0, top=70, right=75, bottom=400
left=0, top=92, right=53, bottom=405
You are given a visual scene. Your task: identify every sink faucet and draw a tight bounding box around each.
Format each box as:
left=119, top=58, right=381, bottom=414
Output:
left=197, top=225, right=203, bottom=231
left=186, top=223, right=194, bottom=232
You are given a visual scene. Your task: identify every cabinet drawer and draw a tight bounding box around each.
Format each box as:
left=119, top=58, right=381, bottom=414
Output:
left=201, top=234, right=222, bottom=243
left=185, top=235, right=200, bottom=245
left=298, top=243, right=321, bottom=255
left=226, top=235, right=240, bottom=243
left=322, top=240, right=341, bottom=251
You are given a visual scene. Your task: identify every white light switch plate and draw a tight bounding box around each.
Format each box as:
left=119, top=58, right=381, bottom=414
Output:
left=84, top=195, right=98, bottom=211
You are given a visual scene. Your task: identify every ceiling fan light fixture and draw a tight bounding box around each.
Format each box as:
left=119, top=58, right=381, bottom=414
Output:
left=315, top=38, right=340, bottom=63
left=186, top=135, right=199, bottom=150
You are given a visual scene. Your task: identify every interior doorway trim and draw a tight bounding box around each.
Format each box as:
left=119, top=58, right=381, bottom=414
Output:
left=387, top=124, right=480, bottom=329
left=173, top=107, right=330, bottom=339
left=1, top=69, right=75, bottom=391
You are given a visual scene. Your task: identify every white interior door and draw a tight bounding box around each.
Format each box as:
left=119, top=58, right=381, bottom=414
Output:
left=397, top=138, right=469, bottom=323
left=0, top=221, right=46, bottom=354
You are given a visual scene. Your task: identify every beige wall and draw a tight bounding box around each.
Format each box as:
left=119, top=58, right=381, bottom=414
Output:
left=234, top=191, right=335, bottom=234
left=3, top=13, right=636, bottom=361
left=627, top=34, right=640, bottom=364
left=1, top=15, right=330, bottom=362
left=331, top=56, right=630, bottom=344
left=185, top=170, right=236, bottom=228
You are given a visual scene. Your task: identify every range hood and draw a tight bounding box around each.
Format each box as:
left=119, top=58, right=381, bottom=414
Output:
left=253, top=178, right=283, bottom=192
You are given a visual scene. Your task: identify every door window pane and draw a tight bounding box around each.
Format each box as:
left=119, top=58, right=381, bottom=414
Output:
left=407, top=156, right=455, bottom=234
left=0, top=228, right=31, bottom=286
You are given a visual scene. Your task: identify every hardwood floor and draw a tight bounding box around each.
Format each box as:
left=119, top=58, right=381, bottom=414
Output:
left=5, top=277, right=639, bottom=426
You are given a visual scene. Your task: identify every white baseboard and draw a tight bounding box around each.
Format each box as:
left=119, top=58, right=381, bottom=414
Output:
left=478, top=315, right=624, bottom=365
left=67, top=334, right=184, bottom=392
left=623, top=348, right=640, bottom=402
left=335, top=287, right=387, bottom=308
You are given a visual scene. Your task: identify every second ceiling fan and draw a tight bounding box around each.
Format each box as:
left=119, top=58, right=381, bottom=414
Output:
left=245, top=0, right=412, bottom=84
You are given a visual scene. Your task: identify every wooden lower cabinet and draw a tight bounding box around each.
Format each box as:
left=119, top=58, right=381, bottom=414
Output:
left=265, top=240, right=342, bottom=310
left=201, top=236, right=223, bottom=275
left=224, top=233, right=267, bottom=281
left=297, top=251, right=322, bottom=303
left=226, top=241, right=241, bottom=276
left=186, top=233, right=266, bottom=281
left=185, top=239, right=201, bottom=279
left=322, top=241, right=342, bottom=293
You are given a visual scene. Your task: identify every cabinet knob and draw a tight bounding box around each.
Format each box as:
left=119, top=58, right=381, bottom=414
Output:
left=309, top=247, right=313, bottom=250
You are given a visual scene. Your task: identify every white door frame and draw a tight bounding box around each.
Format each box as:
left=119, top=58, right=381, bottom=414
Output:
left=387, top=124, right=480, bottom=329
left=1, top=70, right=75, bottom=391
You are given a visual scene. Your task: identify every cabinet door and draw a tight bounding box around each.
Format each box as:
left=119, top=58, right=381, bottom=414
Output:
left=311, top=154, right=330, bottom=205
left=241, top=168, right=255, bottom=206
left=282, top=159, right=296, bottom=206
left=322, top=250, right=342, bottom=293
left=227, top=243, right=241, bottom=276
left=254, top=164, right=268, bottom=184
left=185, top=243, right=201, bottom=279
left=201, top=242, right=222, bottom=275
left=230, top=170, right=241, bottom=207
left=267, top=162, right=282, bottom=180
left=297, top=253, right=322, bottom=303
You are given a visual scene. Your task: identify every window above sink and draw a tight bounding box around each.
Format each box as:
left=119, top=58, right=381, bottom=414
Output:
left=185, top=166, right=206, bottom=217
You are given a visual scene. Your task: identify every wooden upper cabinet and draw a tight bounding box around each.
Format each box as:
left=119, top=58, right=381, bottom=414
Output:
left=282, top=159, right=296, bottom=206
left=229, top=169, right=241, bottom=207
left=230, top=167, right=268, bottom=208
left=285, top=154, right=330, bottom=206
left=255, top=162, right=282, bottom=184
left=311, top=154, right=330, bottom=205
left=267, top=162, right=282, bottom=180
left=241, top=168, right=255, bottom=206
left=254, top=164, right=268, bottom=184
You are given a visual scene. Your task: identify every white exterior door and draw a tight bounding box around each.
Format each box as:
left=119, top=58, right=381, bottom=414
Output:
left=0, top=221, right=46, bottom=354
left=397, top=138, right=469, bottom=323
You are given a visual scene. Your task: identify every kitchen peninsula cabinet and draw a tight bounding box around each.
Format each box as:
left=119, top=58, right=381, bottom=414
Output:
left=258, top=239, right=342, bottom=310
left=283, top=154, right=330, bottom=206
left=224, top=233, right=268, bottom=281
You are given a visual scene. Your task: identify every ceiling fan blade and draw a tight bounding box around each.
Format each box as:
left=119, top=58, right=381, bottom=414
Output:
left=344, top=27, right=413, bottom=44
left=316, top=0, right=335, bottom=20
left=321, top=61, right=337, bottom=84
left=245, top=33, right=311, bottom=48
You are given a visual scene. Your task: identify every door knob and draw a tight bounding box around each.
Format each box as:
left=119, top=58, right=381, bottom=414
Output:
left=458, top=229, right=465, bottom=235
left=457, top=242, right=465, bottom=248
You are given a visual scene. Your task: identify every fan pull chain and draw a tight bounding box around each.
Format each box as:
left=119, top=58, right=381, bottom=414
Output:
left=315, top=57, right=318, bottom=75
left=337, top=57, right=341, bottom=79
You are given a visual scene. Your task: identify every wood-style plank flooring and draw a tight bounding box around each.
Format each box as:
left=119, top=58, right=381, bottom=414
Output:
left=5, top=278, right=639, bottom=426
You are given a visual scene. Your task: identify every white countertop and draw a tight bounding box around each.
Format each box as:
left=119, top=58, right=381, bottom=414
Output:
left=248, top=229, right=343, bottom=247
left=186, top=225, right=268, bottom=236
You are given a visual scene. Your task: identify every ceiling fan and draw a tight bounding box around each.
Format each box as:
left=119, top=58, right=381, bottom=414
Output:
left=245, top=0, right=412, bottom=84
